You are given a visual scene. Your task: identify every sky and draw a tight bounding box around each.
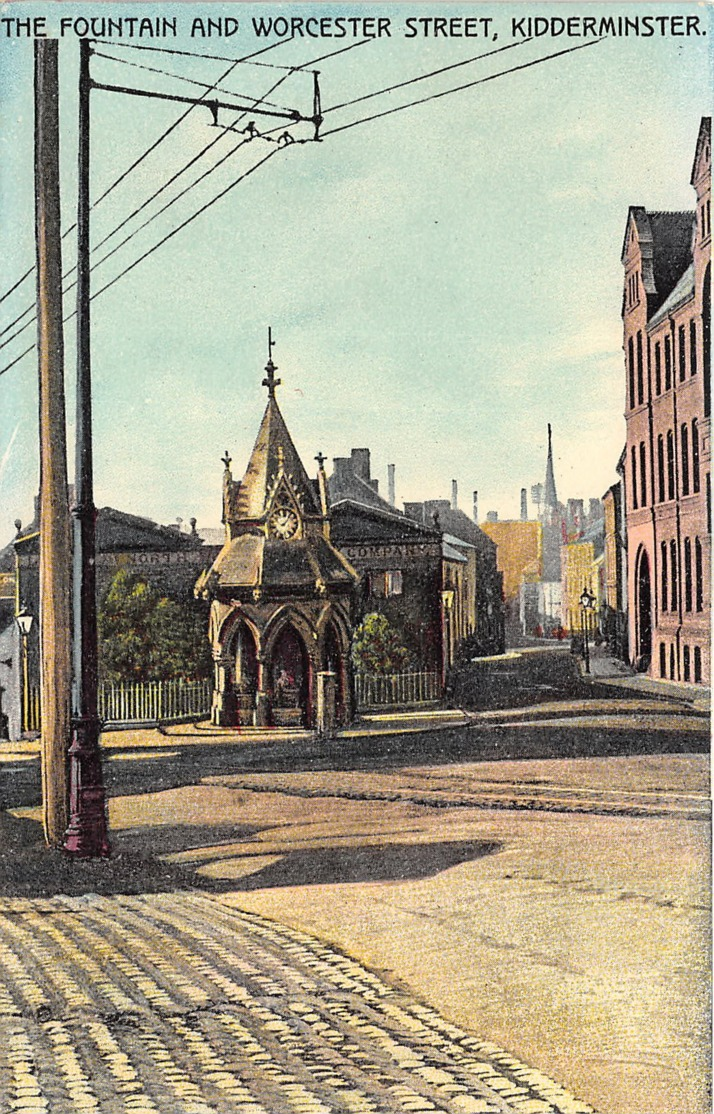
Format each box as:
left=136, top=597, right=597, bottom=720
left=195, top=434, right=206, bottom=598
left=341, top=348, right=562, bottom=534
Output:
left=1, top=1, right=711, bottom=546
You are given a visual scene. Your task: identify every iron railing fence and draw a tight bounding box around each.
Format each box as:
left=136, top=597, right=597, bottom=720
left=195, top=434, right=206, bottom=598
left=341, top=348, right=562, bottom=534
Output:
left=354, top=670, right=442, bottom=709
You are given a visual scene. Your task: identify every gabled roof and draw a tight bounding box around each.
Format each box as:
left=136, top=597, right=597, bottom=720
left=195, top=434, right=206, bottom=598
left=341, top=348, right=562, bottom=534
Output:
left=623, top=207, right=695, bottom=315
left=328, top=463, right=393, bottom=514
left=234, top=398, right=322, bottom=521
left=691, top=116, right=711, bottom=185
left=405, top=500, right=496, bottom=555
left=202, top=533, right=356, bottom=591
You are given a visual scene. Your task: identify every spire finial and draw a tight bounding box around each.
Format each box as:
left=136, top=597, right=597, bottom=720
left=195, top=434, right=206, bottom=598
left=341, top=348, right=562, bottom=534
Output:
left=262, top=327, right=282, bottom=400
left=221, top=450, right=232, bottom=470
left=315, top=451, right=327, bottom=470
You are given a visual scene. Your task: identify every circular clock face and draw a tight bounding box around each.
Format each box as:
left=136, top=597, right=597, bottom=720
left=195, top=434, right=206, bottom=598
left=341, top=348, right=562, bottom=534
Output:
left=269, top=505, right=299, bottom=539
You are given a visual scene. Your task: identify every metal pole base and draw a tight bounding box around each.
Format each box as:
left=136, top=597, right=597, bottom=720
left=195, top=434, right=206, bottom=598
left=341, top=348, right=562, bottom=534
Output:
left=63, top=716, right=110, bottom=857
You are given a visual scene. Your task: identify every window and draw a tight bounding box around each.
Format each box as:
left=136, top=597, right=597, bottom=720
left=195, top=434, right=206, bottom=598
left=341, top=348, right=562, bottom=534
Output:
left=681, top=424, right=690, bottom=496
left=661, top=540, right=668, bottom=612
left=684, top=537, right=692, bottom=612
left=637, top=331, right=644, bottom=404
left=639, top=441, right=647, bottom=507
left=670, top=538, right=677, bottom=612
left=694, top=646, right=702, bottom=683
left=666, top=430, right=675, bottom=500
left=664, top=336, right=672, bottom=391
left=690, top=321, right=697, bottom=376
left=669, top=643, right=675, bottom=680
left=631, top=445, right=638, bottom=508
left=695, top=538, right=703, bottom=612
left=683, top=645, right=691, bottom=682
left=692, top=419, right=700, bottom=493
left=368, top=573, right=385, bottom=598
left=385, top=570, right=403, bottom=597
left=659, top=643, right=666, bottom=678
left=678, top=324, right=686, bottom=381
left=657, top=434, right=665, bottom=502
left=628, top=337, right=635, bottom=409
left=655, top=342, right=662, bottom=394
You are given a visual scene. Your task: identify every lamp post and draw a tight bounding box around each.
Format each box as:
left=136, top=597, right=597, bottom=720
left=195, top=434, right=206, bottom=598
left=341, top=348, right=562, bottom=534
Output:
left=15, top=608, right=33, bottom=733
left=579, top=588, right=596, bottom=675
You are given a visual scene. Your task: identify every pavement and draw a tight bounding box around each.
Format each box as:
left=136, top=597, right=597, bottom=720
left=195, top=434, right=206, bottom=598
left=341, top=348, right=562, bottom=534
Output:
left=0, top=886, right=597, bottom=1114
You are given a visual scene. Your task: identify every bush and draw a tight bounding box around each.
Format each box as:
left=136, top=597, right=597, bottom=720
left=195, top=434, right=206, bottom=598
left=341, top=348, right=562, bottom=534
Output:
left=351, top=613, right=410, bottom=675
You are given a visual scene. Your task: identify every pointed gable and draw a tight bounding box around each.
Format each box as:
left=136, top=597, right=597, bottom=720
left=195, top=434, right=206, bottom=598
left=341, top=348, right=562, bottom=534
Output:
left=233, top=398, right=322, bottom=521
left=690, top=116, right=711, bottom=188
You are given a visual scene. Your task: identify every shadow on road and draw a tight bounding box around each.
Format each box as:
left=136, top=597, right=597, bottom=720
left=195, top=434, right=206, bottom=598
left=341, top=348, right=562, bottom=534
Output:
left=223, top=839, right=501, bottom=890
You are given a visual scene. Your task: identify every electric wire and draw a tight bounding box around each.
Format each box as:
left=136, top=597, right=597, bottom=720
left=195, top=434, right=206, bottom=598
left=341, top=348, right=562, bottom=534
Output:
left=326, top=37, right=530, bottom=114
left=0, top=39, right=601, bottom=379
left=0, top=35, right=292, bottom=310
left=93, top=48, right=302, bottom=113
left=321, top=39, right=603, bottom=137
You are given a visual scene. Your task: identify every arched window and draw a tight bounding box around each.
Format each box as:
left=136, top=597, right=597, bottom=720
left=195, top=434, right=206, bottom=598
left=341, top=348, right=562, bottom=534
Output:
left=631, top=445, right=638, bottom=509
left=639, top=441, right=647, bottom=507
left=695, top=537, right=703, bottom=612
left=637, top=331, right=644, bottom=404
left=683, top=645, right=691, bottom=682
left=659, top=642, right=666, bottom=678
left=684, top=537, right=692, bottom=612
left=628, top=337, right=635, bottom=409
left=654, top=342, right=662, bottom=394
left=692, top=419, right=700, bottom=493
left=678, top=324, right=686, bottom=381
left=681, top=424, right=690, bottom=496
left=657, top=434, right=665, bottom=502
left=664, top=335, right=672, bottom=391
left=690, top=320, right=698, bottom=376
left=669, top=643, right=675, bottom=680
left=660, top=540, right=668, bottom=612
left=666, top=430, right=675, bottom=500
left=704, top=264, right=711, bottom=417
left=694, top=646, right=702, bottom=683
left=670, top=538, right=678, bottom=612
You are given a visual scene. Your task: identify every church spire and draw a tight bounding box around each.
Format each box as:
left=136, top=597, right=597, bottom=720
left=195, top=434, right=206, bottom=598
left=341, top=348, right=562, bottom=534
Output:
left=262, top=327, right=281, bottom=400
left=544, top=423, right=558, bottom=511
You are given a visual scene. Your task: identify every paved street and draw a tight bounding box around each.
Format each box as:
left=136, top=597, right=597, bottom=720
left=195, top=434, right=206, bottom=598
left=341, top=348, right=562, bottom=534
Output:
left=0, top=648, right=710, bottom=1114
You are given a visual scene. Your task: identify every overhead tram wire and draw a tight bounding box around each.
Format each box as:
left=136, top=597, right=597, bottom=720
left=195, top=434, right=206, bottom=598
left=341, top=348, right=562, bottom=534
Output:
left=91, top=38, right=367, bottom=71
left=0, top=40, right=601, bottom=379
left=327, top=37, right=532, bottom=114
left=0, top=37, right=369, bottom=355
left=321, top=38, right=602, bottom=137
left=0, top=35, right=294, bottom=311
left=92, top=49, right=302, bottom=113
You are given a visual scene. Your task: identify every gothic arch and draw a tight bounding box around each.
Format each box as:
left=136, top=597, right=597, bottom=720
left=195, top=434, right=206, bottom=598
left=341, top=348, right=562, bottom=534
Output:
left=634, top=545, right=652, bottom=668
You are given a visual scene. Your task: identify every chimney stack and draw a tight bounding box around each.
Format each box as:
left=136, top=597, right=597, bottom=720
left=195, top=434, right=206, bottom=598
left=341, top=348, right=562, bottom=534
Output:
left=451, top=479, right=458, bottom=511
left=520, top=488, right=528, bottom=521
left=472, top=491, right=478, bottom=523
left=388, top=464, right=396, bottom=507
left=486, top=510, right=498, bottom=523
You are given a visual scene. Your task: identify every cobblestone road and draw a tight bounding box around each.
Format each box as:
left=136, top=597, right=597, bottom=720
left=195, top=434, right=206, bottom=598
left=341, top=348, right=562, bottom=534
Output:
left=0, top=892, right=596, bottom=1114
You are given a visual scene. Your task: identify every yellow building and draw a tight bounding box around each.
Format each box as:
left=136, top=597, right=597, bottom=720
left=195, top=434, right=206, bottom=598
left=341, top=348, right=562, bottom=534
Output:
left=480, top=520, right=542, bottom=601
left=561, top=541, right=602, bottom=633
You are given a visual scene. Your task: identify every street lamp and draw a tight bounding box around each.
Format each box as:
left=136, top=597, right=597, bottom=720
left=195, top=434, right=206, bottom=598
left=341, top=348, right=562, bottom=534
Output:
left=15, top=608, right=33, bottom=733
left=579, top=588, right=596, bottom=675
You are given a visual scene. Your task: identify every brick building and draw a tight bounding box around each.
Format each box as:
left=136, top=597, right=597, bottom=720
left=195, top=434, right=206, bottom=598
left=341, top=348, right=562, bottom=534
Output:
left=622, top=117, right=710, bottom=682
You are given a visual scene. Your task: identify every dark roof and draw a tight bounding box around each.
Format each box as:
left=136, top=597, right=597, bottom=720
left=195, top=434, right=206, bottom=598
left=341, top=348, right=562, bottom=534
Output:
left=330, top=500, right=440, bottom=545
left=205, top=534, right=355, bottom=591
left=234, top=398, right=322, bottom=520
left=648, top=211, right=695, bottom=310
left=404, top=501, right=496, bottom=555
left=328, top=464, right=394, bottom=514
left=648, top=263, right=695, bottom=329
left=14, top=507, right=204, bottom=555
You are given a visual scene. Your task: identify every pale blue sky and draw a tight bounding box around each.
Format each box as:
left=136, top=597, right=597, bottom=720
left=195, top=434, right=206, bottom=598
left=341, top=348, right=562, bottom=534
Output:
left=1, top=2, right=711, bottom=545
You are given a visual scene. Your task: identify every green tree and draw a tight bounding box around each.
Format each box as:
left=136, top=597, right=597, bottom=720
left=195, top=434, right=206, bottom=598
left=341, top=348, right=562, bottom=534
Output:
left=351, top=612, right=410, bottom=675
left=98, top=567, right=211, bottom=683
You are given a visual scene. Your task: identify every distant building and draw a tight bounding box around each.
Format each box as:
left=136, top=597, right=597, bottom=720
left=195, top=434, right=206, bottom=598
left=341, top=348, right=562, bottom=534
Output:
left=403, top=495, right=505, bottom=663
left=0, top=504, right=218, bottom=740
left=602, top=469, right=628, bottom=660
left=328, top=450, right=445, bottom=674
left=621, top=116, right=710, bottom=682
